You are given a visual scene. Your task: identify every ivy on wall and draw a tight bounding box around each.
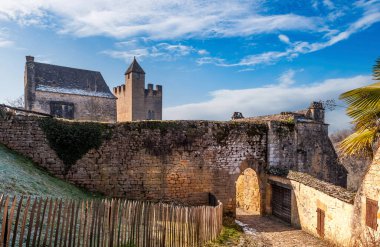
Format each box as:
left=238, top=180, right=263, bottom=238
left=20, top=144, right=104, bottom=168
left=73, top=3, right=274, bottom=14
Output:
left=39, top=118, right=112, bottom=174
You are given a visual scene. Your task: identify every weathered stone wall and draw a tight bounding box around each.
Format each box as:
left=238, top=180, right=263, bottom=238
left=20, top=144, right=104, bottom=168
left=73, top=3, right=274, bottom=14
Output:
left=33, top=91, right=117, bottom=123
left=352, top=148, right=380, bottom=243
left=268, top=173, right=355, bottom=246
left=337, top=151, right=370, bottom=191
left=268, top=121, right=347, bottom=187
left=0, top=112, right=347, bottom=214
left=0, top=115, right=267, bottom=213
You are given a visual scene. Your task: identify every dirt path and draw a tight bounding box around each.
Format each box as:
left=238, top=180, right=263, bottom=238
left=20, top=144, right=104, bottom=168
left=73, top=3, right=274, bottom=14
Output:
left=236, top=209, right=331, bottom=247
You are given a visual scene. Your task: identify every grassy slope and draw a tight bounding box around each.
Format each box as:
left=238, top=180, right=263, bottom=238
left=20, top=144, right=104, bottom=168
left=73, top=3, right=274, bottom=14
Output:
left=0, top=144, right=98, bottom=199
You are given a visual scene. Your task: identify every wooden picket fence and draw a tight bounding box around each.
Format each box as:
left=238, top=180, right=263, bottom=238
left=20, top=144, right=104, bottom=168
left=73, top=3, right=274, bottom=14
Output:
left=0, top=194, right=223, bottom=247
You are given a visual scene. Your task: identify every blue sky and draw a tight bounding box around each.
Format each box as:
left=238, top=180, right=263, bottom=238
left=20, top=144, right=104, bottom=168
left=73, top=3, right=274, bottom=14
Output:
left=0, top=0, right=380, bottom=131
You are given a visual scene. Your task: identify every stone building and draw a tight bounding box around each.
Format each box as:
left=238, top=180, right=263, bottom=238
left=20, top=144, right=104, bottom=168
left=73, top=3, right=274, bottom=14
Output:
left=113, top=57, right=162, bottom=121
left=24, top=56, right=117, bottom=122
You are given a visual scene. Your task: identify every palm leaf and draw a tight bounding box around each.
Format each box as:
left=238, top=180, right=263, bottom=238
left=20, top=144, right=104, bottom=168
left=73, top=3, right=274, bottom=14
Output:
left=373, top=57, right=380, bottom=81
left=346, top=107, right=380, bottom=130
left=338, top=128, right=378, bottom=158
left=339, top=82, right=380, bottom=110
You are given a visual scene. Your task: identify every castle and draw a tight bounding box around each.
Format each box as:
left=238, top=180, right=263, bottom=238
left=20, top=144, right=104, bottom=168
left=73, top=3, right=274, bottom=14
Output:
left=23, top=56, right=162, bottom=122
left=113, top=57, right=162, bottom=121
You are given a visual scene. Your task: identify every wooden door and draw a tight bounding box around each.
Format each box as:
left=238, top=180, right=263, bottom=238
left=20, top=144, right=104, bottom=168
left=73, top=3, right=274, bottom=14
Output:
left=272, top=184, right=291, bottom=223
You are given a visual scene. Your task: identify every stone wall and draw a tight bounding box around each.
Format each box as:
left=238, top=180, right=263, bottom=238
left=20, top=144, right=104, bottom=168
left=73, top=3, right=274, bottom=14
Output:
left=0, top=111, right=347, bottom=214
left=0, top=114, right=267, bottom=213
left=268, top=172, right=355, bottom=246
left=352, top=148, right=380, bottom=243
left=267, top=121, right=347, bottom=187
left=33, top=91, right=117, bottom=122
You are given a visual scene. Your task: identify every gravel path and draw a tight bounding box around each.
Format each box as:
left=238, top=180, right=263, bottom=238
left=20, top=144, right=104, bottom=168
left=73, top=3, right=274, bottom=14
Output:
left=236, top=209, right=331, bottom=247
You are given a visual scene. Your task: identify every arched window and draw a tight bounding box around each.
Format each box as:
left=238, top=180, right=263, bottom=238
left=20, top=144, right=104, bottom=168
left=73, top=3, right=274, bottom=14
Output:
left=147, top=110, right=152, bottom=120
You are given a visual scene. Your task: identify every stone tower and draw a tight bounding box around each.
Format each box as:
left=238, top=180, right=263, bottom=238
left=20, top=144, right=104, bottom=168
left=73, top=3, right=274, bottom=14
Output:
left=113, top=58, right=162, bottom=121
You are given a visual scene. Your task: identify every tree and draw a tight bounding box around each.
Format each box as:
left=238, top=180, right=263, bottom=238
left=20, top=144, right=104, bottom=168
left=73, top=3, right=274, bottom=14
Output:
left=339, top=57, right=380, bottom=158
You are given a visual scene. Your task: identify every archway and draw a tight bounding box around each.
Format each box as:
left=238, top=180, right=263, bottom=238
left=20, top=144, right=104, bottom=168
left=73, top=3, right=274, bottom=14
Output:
left=236, top=168, right=261, bottom=214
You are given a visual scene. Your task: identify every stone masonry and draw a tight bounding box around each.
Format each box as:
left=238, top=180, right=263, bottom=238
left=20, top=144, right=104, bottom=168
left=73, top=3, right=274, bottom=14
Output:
left=0, top=103, right=346, bottom=214
left=24, top=56, right=117, bottom=122
left=113, top=58, right=162, bottom=121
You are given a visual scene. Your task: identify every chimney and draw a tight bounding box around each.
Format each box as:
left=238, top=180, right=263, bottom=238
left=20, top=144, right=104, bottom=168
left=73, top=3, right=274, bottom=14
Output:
left=231, top=112, right=244, bottom=120
left=26, top=56, right=34, bottom=62
left=308, top=101, right=325, bottom=123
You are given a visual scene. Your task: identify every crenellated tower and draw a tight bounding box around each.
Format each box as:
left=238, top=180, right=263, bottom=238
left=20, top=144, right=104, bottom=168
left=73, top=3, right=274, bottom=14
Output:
left=113, top=57, right=162, bottom=121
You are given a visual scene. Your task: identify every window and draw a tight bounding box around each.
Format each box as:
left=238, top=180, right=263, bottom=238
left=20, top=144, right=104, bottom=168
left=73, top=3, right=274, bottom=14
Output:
left=366, top=198, right=378, bottom=230
left=50, top=101, right=74, bottom=119
left=147, top=110, right=152, bottom=120
left=316, top=208, right=325, bottom=237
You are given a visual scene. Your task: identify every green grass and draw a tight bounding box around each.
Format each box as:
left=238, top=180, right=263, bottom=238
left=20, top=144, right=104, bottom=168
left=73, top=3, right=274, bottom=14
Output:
left=0, top=144, right=99, bottom=199
left=204, top=217, right=244, bottom=247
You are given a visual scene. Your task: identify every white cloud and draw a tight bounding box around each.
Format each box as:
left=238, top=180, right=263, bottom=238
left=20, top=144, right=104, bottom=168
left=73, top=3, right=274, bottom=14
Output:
left=0, top=38, right=12, bottom=47
left=164, top=75, right=372, bottom=132
left=278, top=34, right=290, bottom=44
left=278, top=69, right=296, bottom=86
left=199, top=1, right=380, bottom=68
left=197, top=49, right=209, bottom=55
left=103, top=42, right=207, bottom=61
left=0, top=28, right=13, bottom=47
left=323, top=0, right=335, bottom=10
left=0, top=0, right=324, bottom=40
left=102, top=49, right=150, bottom=61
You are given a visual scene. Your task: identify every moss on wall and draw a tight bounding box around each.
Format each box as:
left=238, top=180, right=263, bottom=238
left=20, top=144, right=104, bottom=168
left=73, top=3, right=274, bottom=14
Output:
left=39, top=118, right=113, bottom=174
left=274, top=120, right=296, bottom=137
left=213, top=122, right=268, bottom=146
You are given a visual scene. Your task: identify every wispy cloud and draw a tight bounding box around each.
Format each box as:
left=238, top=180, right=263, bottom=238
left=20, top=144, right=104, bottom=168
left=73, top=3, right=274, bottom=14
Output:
left=278, top=34, right=291, bottom=44
left=103, top=42, right=206, bottom=61
left=164, top=74, right=372, bottom=132
left=0, top=1, right=324, bottom=40
left=278, top=69, right=296, bottom=87
left=197, top=1, right=380, bottom=68
left=0, top=28, right=13, bottom=47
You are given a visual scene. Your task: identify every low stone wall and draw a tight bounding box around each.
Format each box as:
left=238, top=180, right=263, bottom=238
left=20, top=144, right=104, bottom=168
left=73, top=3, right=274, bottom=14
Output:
left=268, top=172, right=355, bottom=246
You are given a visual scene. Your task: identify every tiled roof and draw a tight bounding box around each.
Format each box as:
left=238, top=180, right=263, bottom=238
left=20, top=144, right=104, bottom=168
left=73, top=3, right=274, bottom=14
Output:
left=30, top=61, right=115, bottom=98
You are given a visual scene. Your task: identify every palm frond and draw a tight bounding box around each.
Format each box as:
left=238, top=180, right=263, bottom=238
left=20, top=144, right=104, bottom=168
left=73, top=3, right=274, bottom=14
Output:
left=339, top=82, right=380, bottom=110
left=373, top=57, right=380, bottom=81
left=346, top=107, right=380, bottom=130
left=338, top=128, right=378, bottom=158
